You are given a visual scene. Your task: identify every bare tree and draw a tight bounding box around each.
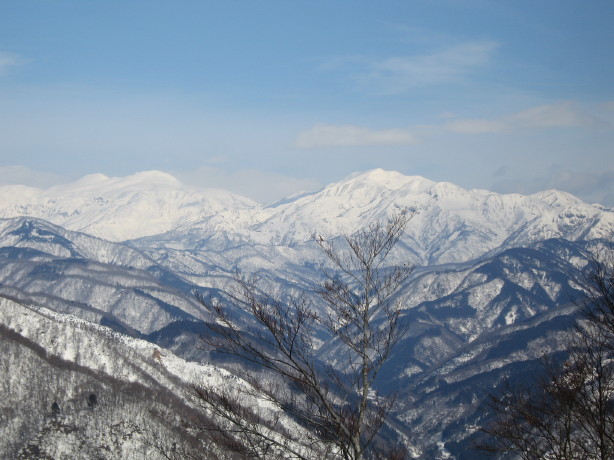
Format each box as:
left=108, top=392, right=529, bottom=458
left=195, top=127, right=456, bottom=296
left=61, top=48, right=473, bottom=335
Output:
left=195, top=210, right=413, bottom=460
left=581, top=254, right=614, bottom=353
left=479, top=253, right=614, bottom=460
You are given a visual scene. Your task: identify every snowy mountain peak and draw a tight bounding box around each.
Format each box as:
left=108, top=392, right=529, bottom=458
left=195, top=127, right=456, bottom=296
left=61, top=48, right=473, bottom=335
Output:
left=72, top=173, right=111, bottom=185
left=530, top=189, right=586, bottom=207
left=122, top=170, right=181, bottom=186
left=341, top=168, right=434, bottom=193
left=0, top=169, right=612, bottom=263
left=0, top=171, right=258, bottom=242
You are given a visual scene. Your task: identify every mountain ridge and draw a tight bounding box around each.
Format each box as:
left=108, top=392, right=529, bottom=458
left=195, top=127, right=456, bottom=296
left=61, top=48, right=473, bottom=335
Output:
left=2, top=169, right=612, bottom=266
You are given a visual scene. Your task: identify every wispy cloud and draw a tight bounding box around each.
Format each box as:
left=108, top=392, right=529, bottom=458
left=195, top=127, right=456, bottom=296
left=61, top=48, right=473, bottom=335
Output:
left=511, top=102, right=600, bottom=128
left=0, top=51, right=25, bottom=75
left=445, top=118, right=507, bottom=134
left=492, top=169, right=614, bottom=206
left=445, top=101, right=605, bottom=134
left=296, top=101, right=606, bottom=149
left=0, top=165, right=67, bottom=188
left=295, top=123, right=419, bottom=149
left=347, top=40, right=499, bottom=94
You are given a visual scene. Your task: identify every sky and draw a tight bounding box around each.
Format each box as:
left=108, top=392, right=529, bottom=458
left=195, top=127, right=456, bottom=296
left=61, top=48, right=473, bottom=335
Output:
left=0, top=0, right=613, bottom=204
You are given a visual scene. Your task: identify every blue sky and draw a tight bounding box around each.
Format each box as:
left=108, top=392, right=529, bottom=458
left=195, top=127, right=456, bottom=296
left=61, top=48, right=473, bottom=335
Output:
left=1, top=0, right=613, bottom=204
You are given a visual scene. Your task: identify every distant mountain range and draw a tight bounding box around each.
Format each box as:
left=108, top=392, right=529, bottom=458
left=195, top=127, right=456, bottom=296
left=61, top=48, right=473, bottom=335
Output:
left=1, top=169, right=612, bottom=261
left=1, top=169, right=612, bottom=458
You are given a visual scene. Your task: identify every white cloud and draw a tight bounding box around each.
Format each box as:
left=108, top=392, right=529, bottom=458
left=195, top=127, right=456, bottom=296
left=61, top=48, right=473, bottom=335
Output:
left=296, top=101, right=605, bottom=149
left=356, top=40, right=499, bottom=93
left=445, top=101, right=604, bottom=134
left=510, top=102, right=600, bottom=128
left=0, top=52, right=25, bottom=75
left=492, top=169, right=614, bottom=206
left=295, top=124, right=418, bottom=149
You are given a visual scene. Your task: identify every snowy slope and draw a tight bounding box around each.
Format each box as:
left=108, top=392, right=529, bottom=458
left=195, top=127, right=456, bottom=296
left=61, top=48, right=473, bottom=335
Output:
left=248, top=169, right=614, bottom=262
left=124, top=170, right=614, bottom=293
left=0, top=171, right=259, bottom=241
left=0, top=217, right=211, bottom=334
left=131, top=169, right=614, bottom=266
left=1, top=169, right=612, bottom=266
left=1, top=168, right=614, bottom=459
left=0, top=295, right=338, bottom=459
left=0, top=233, right=605, bottom=458
left=0, top=295, right=230, bottom=458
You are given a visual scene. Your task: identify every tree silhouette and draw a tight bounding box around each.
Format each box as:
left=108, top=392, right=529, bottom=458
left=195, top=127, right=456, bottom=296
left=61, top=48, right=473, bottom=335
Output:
left=196, top=210, right=413, bottom=460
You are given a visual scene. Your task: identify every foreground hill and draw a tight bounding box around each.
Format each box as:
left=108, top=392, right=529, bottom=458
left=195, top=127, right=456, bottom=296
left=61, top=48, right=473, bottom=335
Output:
left=0, top=295, right=231, bottom=459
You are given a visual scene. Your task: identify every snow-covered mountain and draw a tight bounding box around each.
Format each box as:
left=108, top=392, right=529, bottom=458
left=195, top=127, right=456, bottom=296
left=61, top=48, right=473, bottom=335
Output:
left=1, top=217, right=604, bottom=457
left=263, top=169, right=613, bottom=264
left=1, top=168, right=613, bottom=458
left=0, top=294, right=285, bottom=459
left=0, top=217, right=212, bottom=335
left=0, top=171, right=258, bottom=242
left=1, top=169, right=612, bottom=266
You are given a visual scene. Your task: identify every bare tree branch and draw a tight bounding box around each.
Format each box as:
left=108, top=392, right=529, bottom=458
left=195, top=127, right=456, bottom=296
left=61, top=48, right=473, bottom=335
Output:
left=195, top=210, right=414, bottom=460
left=479, top=251, right=614, bottom=460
